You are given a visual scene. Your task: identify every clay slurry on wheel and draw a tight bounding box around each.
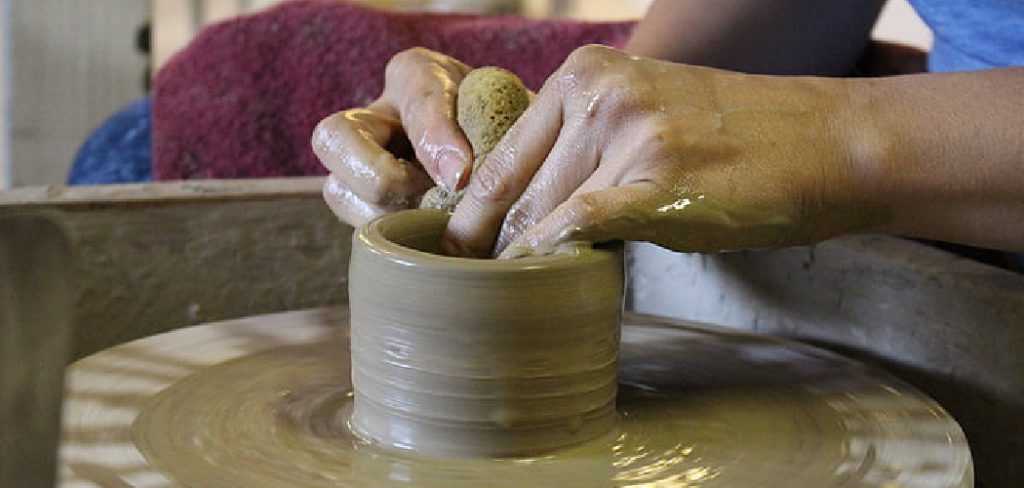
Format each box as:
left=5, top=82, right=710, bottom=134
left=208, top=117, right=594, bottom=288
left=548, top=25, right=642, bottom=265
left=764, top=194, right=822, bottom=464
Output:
left=419, top=67, right=531, bottom=211
left=54, top=309, right=972, bottom=487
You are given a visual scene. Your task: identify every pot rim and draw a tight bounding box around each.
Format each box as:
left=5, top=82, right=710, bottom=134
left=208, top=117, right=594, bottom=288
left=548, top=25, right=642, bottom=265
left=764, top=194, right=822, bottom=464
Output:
left=355, top=209, right=615, bottom=274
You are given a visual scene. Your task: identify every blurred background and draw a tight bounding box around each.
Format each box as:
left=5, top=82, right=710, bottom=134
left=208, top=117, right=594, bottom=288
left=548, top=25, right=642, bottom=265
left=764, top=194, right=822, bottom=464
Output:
left=0, top=0, right=931, bottom=189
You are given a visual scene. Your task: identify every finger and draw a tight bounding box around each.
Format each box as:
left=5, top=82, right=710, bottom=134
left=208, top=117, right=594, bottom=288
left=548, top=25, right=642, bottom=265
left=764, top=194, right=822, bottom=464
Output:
left=501, top=182, right=661, bottom=257
left=384, top=50, right=474, bottom=189
left=322, top=173, right=409, bottom=228
left=311, top=107, right=433, bottom=205
left=399, top=97, right=474, bottom=190
left=440, top=82, right=565, bottom=257
left=494, top=114, right=650, bottom=253
left=493, top=125, right=600, bottom=252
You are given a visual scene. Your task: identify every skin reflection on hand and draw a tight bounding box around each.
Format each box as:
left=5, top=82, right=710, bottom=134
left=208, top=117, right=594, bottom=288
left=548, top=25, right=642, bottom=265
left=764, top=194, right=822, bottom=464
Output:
left=311, top=48, right=475, bottom=228
left=441, top=45, right=880, bottom=258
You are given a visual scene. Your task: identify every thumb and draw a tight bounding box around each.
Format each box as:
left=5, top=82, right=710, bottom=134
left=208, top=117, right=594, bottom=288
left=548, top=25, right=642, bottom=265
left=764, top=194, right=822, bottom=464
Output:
left=406, top=110, right=474, bottom=190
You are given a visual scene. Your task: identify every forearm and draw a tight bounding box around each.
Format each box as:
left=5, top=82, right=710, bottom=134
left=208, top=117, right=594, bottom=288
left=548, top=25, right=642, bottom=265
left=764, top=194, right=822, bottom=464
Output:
left=625, top=0, right=884, bottom=75
left=846, top=68, right=1024, bottom=251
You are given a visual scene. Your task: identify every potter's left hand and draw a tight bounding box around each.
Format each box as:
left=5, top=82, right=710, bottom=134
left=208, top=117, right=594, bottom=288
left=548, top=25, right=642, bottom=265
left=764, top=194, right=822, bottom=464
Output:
left=441, top=45, right=877, bottom=257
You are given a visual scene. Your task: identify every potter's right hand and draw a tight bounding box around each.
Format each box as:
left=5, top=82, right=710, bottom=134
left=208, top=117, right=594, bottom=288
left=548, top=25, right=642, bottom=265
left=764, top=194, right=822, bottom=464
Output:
left=441, top=46, right=879, bottom=258
left=312, top=48, right=475, bottom=227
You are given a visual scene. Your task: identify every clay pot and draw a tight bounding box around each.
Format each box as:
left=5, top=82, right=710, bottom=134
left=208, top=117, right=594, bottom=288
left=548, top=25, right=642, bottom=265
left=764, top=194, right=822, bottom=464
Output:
left=348, top=209, right=623, bottom=457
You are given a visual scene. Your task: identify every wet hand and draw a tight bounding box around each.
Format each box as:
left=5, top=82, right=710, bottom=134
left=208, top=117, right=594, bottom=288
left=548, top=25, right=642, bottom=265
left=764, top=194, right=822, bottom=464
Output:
left=311, top=48, right=474, bottom=227
left=441, top=45, right=880, bottom=257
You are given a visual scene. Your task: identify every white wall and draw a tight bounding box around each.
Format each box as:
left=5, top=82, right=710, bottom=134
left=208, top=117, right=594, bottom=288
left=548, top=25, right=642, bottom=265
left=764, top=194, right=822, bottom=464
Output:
left=10, top=0, right=149, bottom=187
left=0, top=0, right=11, bottom=189
left=874, top=0, right=932, bottom=49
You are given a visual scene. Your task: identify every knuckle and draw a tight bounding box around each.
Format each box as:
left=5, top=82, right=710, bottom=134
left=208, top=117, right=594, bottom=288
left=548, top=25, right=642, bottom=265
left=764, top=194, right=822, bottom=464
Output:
left=558, top=62, right=648, bottom=122
left=468, top=159, right=517, bottom=207
left=310, top=111, right=348, bottom=158
left=386, top=48, right=456, bottom=84
left=365, top=180, right=392, bottom=205
left=564, top=45, right=612, bottom=75
left=322, top=175, right=342, bottom=201
left=560, top=45, right=627, bottom=90
left=404, top=46, right=432, bottom=57
left=368, top=171, right=405, bottom=205
left=384, top=64, right=455, bottom=116
left=370, top=157, right=423, bottom=205
left=634, top=119, right=672, bottom=154
left=566, top=193, right=602, bottom=224
left=404, top=86, right=444, bottom=115
left=311, top=111, right=341, bottom=136
left=388, top=47, right=428, bottom=68
left=501, top=199, right=538, bottom=239
left=612, top=121, right=672, bottom=167
left=385, top=48, right=430, bottom=83
left=594, top=72, right=632, bottom=97
left=585, top=75, right=638, bottom=118
left=322, top=177, right=360, bottom=223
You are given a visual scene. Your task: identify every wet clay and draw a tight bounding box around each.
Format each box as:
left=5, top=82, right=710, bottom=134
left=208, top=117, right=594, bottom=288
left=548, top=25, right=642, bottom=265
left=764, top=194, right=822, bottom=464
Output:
left=348, top=209, right=624, bottom=456
left=419, top=67, right=530, bottom=211
left=58, top=309, right=972, bottom=487
left=556, top=193, right=887, bottom=254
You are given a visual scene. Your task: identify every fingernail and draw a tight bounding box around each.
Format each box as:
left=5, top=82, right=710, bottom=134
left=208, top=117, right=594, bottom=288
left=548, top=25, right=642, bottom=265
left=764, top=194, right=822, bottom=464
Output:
left=497, top=245, right=534, bottom=260
left=438, top=153, right=470, bottom=191
left=553, top=241, right=587, bottom=256
left=555, top=225, right=586, bottom=244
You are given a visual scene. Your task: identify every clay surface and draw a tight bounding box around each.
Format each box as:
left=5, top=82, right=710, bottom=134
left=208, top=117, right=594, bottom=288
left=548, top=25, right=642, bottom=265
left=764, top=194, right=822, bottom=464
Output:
left=348, top=209, right=623, bottom=456
left=59, top=308, right=972, bottom=487
left=420, top=67, right=530, bottom=212
left=628, top=237, right=1024, bottom=486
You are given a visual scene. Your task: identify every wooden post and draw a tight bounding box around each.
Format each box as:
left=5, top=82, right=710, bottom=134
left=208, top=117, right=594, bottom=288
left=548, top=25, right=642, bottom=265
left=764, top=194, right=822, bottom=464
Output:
left=202, top=0, right=245, bottom=24
left=0, top=214, right=75, bottom=487
left=153, top=0, right=264, bottom=74
left=153, top=0, right=199, bottom=73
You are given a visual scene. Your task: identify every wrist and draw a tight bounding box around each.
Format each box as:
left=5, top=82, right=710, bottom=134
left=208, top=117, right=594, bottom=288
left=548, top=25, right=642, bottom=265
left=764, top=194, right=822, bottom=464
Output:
left=836, top=77, right=898, bottom=235
left=811, top=69, right=1024, bottom=250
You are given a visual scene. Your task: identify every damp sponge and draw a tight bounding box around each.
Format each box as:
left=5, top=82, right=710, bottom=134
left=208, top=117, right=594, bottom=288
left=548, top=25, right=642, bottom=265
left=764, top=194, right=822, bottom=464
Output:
left=419, top=67, right=530, bottom=211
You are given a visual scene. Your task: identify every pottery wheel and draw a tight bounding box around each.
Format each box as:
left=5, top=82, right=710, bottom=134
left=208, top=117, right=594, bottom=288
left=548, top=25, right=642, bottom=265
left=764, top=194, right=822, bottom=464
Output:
left=59, top=308, right=972, bottom=487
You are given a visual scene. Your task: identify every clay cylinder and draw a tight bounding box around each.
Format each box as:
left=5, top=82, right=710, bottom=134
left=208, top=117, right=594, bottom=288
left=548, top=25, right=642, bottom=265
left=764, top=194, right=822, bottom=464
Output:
left=348, top=209, right=623, bottom=457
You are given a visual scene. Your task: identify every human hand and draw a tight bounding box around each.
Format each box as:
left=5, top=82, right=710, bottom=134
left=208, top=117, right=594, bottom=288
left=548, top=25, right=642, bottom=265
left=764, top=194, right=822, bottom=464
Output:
left=441, top=45, right=882, bottom=258
left=311, top=48, right=474, bottom=227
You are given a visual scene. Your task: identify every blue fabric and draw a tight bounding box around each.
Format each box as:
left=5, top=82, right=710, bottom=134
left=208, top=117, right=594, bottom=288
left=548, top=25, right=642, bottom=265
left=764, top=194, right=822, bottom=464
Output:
left=909, top=0, right=1024, bottom=72
left=67, top=96, right=153, bottom=185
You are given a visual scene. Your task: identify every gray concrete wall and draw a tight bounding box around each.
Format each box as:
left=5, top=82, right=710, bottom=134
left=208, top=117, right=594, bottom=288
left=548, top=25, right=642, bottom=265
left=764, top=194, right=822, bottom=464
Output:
left=1, top=177, right=352, bottom=359
left=629, top=238, right=1024, bottom=487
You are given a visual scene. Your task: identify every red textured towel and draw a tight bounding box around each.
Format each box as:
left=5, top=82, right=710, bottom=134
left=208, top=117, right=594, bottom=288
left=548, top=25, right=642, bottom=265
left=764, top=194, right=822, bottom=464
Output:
left=153, top=0, right=634, bottom=180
